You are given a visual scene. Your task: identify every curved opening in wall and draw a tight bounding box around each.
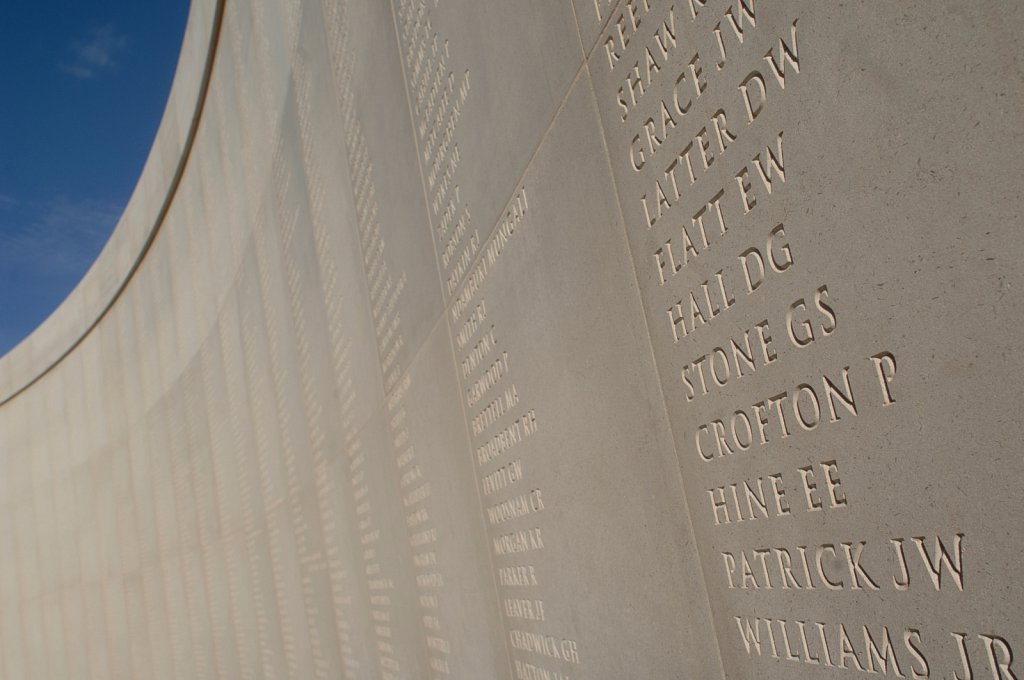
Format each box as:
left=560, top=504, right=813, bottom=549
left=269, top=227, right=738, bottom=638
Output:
left=0, top=0, right=225, bottom=404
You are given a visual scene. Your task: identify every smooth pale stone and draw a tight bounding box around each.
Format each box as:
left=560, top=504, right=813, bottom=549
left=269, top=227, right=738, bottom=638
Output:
left=278, top=112, right=387, bottom=438
left=0, top=0, right=1021, bottom=676
left=325, top=0, right=448, bottom=356
left=322, top=446, right=380, bottom=679
left=571, top=0, right=623, bottom=55
left=391, top=317, right=512, bottom=679
left=22, top=595, right=47, bottom=678
left=245, top=529, right=289, bottom=680
left=42, top=592, right=70, bottom=679
left=388, top=0, right=584, bottom=301
left=123, top=576, right=156, bottom=678
left=198, top=334, right=245, bottom=540
left=0, top=606, right=28, bottom=678
left=138, top=563, right=175, bottom=680
left=102, top=576, right=133, bottom=678
left=590, top=1, right=1024, bottom=677
left=339, top=408, right=430, bottom=679
left=443, top=70, right=724, bottom=679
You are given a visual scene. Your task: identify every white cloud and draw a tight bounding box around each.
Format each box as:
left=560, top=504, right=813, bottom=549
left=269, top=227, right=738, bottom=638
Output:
left=60, top=25, right=128, bottom=79
left=0, top=196, right=122, bottom=277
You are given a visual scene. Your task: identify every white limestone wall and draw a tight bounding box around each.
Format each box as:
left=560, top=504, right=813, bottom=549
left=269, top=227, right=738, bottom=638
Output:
left=0, top=1, right=1021, bottom=679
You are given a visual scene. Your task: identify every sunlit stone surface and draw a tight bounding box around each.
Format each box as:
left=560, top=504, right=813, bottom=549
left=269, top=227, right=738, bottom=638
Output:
left=0, top=1, right=1021, bottom=678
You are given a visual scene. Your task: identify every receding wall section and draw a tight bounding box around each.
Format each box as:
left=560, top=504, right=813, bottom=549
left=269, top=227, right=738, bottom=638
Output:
left=0, top=1, right=1020, bottom=678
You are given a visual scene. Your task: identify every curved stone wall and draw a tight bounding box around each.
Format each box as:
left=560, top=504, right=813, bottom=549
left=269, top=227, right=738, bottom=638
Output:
left=0, top=1, right=1021, bottom=678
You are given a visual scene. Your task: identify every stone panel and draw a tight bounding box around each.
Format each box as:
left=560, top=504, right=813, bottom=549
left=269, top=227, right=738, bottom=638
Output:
left=591, top=1, right=1024, bottom=677
left=390, top=0, right=585, bottom=302
left=0, top=0, right=1020, bottom=678
left=441, top=71, right=722, bottom=678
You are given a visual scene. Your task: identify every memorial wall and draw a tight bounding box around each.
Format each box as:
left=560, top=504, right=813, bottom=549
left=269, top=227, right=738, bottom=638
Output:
left=0, top=0, right=1020, bottom=678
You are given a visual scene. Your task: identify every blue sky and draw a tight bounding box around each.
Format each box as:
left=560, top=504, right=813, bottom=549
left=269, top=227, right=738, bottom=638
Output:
left=0, top=2, right=189, bottom=357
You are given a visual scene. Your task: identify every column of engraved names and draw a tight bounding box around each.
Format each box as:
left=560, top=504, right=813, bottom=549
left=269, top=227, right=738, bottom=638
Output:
left=305, top=255, right=361, bottom=680
left=318, top=2, right=387, bottom=675
left=598, top=1, right=1018, bottom=677
left=346, top=2, right=473, bottom=673
left=330, top=0, right=462, bottom=662
left=252, top=218, right=318, bottom=678
left=291, top=22, right=364, bottom=675
left=212, top=309, right=275, bottom=680
left=349, top=117, right=455, bottom=678
left=449, top=190, right=582, bottom=680
left=300, top=150, right=370, bottom=679
left=182, top=364, right=240, bottom=678
left=268, top=150, right=350, bottom=678
left=165, top=388, right=218, bottom=679
left=395, top=0, right=475, bottom=297
left=238, top=285, right=292, bottom=679
left=337, top=113, right=403, bottom=679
